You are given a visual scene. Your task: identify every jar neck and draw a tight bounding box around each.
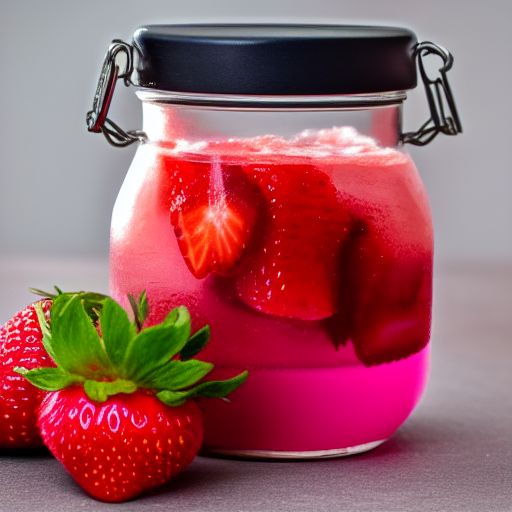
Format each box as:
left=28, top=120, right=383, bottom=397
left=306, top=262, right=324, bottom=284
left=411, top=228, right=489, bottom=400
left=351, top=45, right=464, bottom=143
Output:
left=136, top=89, right=407, bottom=109
left=140, top=92, right=405, bottom=148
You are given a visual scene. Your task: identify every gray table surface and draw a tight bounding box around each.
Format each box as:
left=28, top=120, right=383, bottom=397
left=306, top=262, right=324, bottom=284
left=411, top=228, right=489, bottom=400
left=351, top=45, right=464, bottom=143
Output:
left=0, top=258, right=511, bottom=512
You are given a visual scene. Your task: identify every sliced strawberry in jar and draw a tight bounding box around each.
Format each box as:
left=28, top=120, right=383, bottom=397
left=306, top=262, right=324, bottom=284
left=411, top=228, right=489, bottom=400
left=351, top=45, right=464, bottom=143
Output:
left=159, top=155, right=263, bottom=279
left=327, top=203, right=432, bottom=366
left=349, top=234, right=432, bottom=366
left=324, top=151, right=434, bottom=365
left=326, top=219, right=432, bottom=364
left=237, top=164, right=352, bottom=321
left=174, top=203, right=251, bottom=279
left=323, top=218, right=368, bottom=349
left=157, top=156, right=209, bottom=215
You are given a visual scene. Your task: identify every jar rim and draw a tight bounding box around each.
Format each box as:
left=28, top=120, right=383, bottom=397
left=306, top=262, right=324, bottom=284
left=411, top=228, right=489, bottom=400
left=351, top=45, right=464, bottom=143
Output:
left=135, top=89, right=407, bottom=111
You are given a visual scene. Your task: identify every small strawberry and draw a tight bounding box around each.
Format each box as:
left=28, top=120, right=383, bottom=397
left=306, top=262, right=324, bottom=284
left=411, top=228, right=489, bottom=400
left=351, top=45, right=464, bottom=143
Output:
left=15, top=291, right=247, bottom=502
left=159, top=154, right=263, bottom=279
left=0, top=288, right=110, bottom=448
left=0, top=299, right=52, bottom=448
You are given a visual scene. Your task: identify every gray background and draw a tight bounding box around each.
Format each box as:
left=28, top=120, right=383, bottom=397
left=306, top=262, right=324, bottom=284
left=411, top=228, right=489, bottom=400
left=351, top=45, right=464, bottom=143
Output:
left=0, top=3, right=511, bottom=510
left=0, top=0, right=511, bottom=263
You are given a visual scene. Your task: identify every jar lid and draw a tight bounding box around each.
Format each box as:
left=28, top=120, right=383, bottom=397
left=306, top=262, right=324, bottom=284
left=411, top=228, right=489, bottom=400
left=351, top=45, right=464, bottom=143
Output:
left=132, top=24, right=418, bottom=95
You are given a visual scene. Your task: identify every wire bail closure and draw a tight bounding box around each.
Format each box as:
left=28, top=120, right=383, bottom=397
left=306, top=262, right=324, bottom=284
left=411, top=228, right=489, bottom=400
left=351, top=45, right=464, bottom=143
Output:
left=401, top=41, right=462, bottom=146
left=86, top=40, right=147, bottom=148
left=87, top=39, right=461, bottom=148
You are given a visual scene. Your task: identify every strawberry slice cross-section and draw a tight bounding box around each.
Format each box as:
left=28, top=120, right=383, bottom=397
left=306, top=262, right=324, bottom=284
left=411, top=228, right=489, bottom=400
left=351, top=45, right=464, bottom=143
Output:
left=160, top=155, right=263, bottom=279
left=174, top=195, right=249, bottom=279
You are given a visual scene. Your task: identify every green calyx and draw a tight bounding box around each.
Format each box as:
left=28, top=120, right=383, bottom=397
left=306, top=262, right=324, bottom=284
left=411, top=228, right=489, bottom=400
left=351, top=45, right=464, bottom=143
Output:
left=15, top=291, right=248, bottom=406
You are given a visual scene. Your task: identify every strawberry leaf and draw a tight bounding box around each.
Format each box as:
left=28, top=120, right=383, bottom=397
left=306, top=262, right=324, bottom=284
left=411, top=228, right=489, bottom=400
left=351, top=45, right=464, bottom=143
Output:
left=156, top=370, right=249, bottom=407
left=156, top=389, right=190, bottom=407
left=191, top=370, right=249, bottom=399
left=13, top=367, right=84, bottom=391
left=138, top=290, right=149, bottom=326
left=180, top=326, right=211, bottom=360
left=123, top=306, right=191, bottom=381
left=128, top=291, right=150, bottom=332
left=84, top=379, right=137, bottom=403
left=128, top=294, right=141, bottom=331
left=100, top=298, right=136, bottom=369
left=34, top=301, right=56, bottom=364
left=50, top=294, right=111, bottom=378
left=160, top=307, right=180, bottom=326
left=139, top=359, right=213, bottom=390
left=29, top=287, right=58, bottom=299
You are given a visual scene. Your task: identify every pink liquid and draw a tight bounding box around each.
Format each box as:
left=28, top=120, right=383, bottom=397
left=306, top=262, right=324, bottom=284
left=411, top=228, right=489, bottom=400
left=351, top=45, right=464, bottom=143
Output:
left=110, top=126, right=433, bottom=455
left=201, top=349, right=429, bottom=453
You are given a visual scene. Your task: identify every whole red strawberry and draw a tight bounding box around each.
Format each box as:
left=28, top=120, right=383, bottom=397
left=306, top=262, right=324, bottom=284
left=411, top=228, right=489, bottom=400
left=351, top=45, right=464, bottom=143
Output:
left=16, top=291, right=247, bottom=502
left=0, top=289, right=111, bottom=448
left=38, top=387, right=203, bottom=502
left=0, top=299, right=53, bottom=448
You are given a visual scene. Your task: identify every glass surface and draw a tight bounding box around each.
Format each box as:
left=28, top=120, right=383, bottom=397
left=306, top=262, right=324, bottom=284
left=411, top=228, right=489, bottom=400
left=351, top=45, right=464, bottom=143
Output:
left=110, top=99, right=433, bottom=456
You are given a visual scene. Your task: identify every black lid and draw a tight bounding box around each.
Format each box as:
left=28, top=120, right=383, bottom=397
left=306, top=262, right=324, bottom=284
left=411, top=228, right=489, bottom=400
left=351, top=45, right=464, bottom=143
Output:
left=132, top=25, right=418, bottom=96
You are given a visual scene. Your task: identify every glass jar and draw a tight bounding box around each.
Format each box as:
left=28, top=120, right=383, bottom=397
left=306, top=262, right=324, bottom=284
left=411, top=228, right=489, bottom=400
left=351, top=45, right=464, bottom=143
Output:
left=89, top=25, right=461, bottom=458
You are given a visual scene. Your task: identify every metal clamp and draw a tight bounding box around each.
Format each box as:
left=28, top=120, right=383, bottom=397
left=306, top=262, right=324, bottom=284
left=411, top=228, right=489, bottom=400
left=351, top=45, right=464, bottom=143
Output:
left=86, top=40, right=147, bottom=148
left=401, top=41, right=462, bottom=146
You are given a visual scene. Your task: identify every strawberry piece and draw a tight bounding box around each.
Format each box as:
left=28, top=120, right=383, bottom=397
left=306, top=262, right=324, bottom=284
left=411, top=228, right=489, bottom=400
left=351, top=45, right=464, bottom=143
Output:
left=0, top=300, right=53, bottom=448
left=159, top=155, right=262, bottom=279
left=38, top=387, right=203, bottom=503
left=327, top=215, right=432, bottom=366
left=237, top=164, right=352, bottom=320
left=322, top=149, right=434, bottom=365
left=350, top=233, right=432, bottom=366
left=158, top=157, right=209, bottom=216
left=323, top=219, right=367, bottom=349
left=174, top=202, right=251, bottom=279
